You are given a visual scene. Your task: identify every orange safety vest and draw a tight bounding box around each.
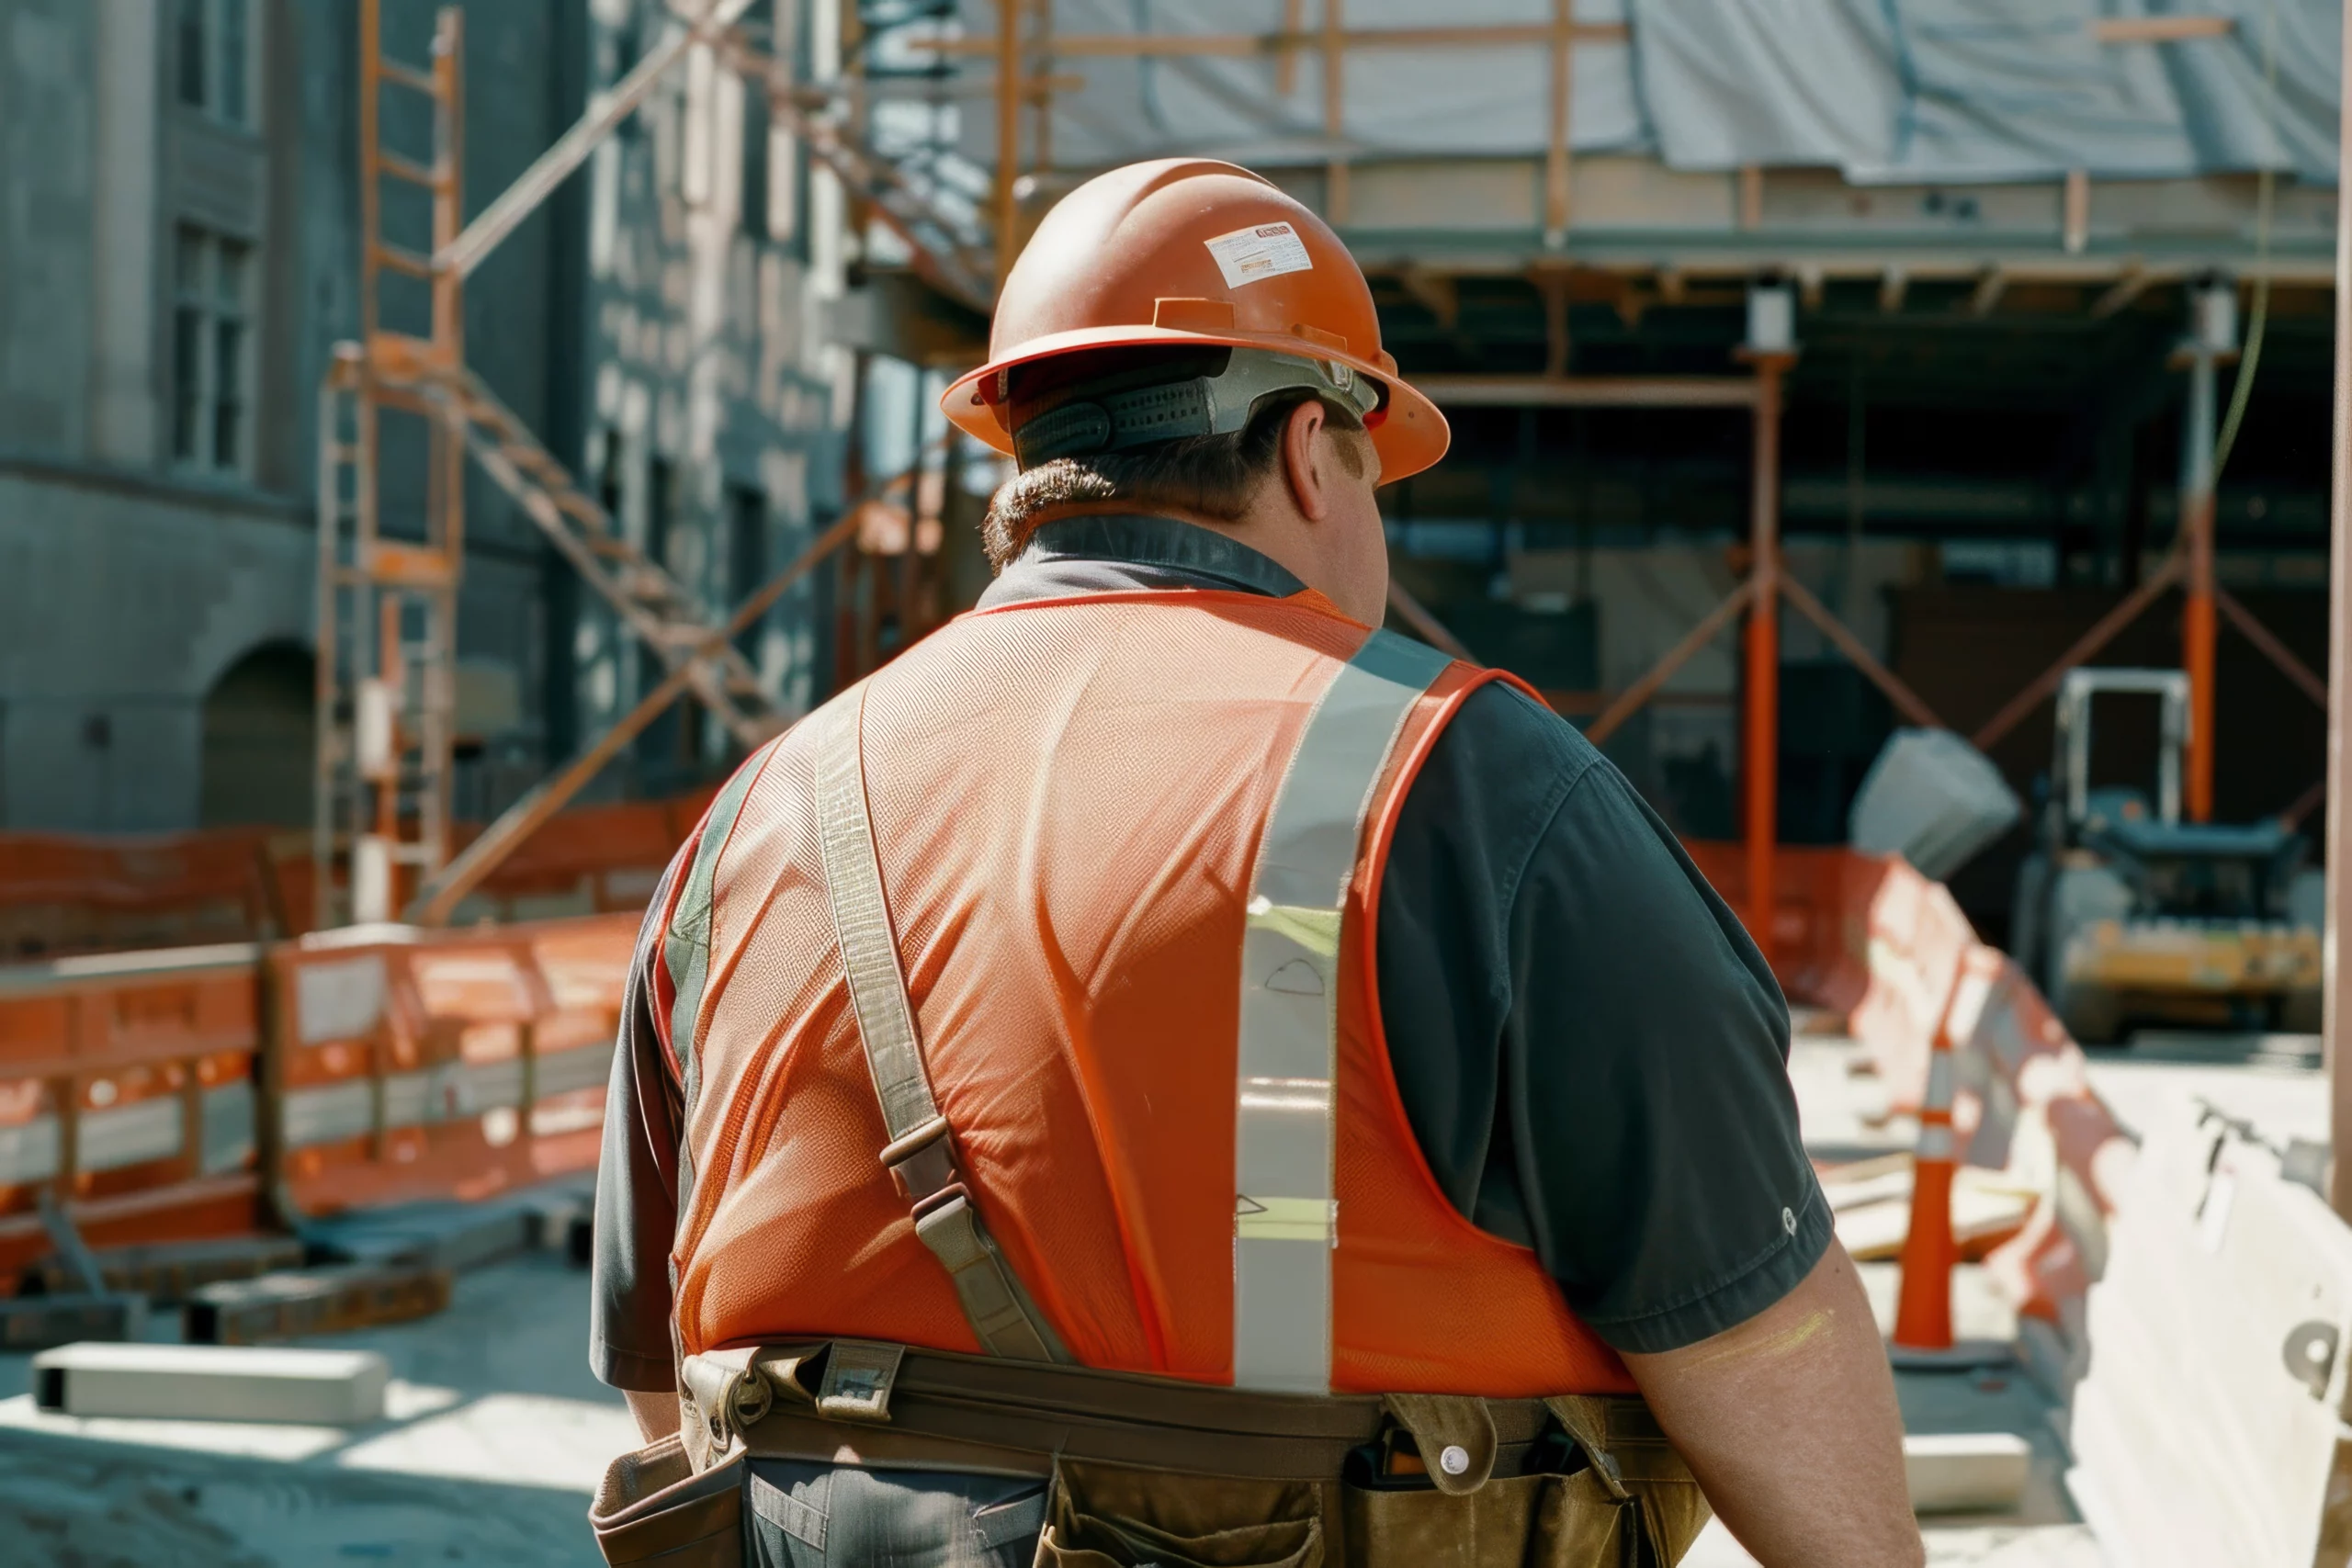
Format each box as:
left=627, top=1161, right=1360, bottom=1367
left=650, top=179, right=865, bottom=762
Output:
left=666, top=588, right=1634, bottom=1399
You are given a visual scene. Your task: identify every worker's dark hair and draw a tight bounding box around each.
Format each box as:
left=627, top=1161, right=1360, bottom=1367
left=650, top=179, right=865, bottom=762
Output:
left=983, top=347, right=1368, bottom=571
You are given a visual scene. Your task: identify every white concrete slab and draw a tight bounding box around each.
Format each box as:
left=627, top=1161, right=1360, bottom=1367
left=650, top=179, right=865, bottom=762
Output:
left=32, top=1342, right=388, bottom=1424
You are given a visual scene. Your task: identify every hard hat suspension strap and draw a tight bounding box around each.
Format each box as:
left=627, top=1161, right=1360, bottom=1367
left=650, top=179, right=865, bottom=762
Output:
left=1012, top=347, right=1382, bottom=469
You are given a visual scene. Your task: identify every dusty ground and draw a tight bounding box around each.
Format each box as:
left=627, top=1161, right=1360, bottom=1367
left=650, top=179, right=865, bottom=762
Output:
left=0, top=1252, right=630, bottom=1567
left=0, top=1021, right=2318, bottom=1565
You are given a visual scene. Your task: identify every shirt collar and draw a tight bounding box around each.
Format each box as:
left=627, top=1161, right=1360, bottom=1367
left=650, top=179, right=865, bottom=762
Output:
left=976, top=514, right=1306, bottom=610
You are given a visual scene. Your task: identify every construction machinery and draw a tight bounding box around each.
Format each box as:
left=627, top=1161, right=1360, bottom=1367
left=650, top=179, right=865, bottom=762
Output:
left=2009, top=668, right=2323, bottom=1043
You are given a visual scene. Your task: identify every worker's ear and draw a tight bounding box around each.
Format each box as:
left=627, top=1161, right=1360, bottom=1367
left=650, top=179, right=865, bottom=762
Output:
left=1279, top=398, right=1339, bottom=524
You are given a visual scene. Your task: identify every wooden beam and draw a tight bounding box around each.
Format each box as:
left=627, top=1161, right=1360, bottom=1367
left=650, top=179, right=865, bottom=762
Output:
left=2091, top=17, right=2234, bottom=43
left=1276, top=0, right=1305, bottom=93
left=439, top=0, right=760, bottom=279
left=2092, top=267, right=2156, bottom=318
left=2064, top=169, right=2090, bottom=254
left=1535, top=267, right=1572, bottom=379
left=1544, top=0, right=1575, bottom=246
left=1738, top=164, right=1765, bottom=230
left=1323, top=0, right=1348, bottom=223
left=1588, top=579, right=1756, bottom=746
left=929, top=21, right=1632, bottom=58
left=1396, top=265, right=1459, bottom=329
left=1969, top=267, right=2010, bottom=317
left=1385, top=580, right=1476, bottom=662
left=993, top=0, right=1023, bottom=292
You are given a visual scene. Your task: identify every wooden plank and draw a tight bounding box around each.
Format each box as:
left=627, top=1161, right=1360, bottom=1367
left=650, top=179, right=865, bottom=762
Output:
left=928, top=21, right=1631, bottom=58
left=2091, top=17, right=2234, bottom=43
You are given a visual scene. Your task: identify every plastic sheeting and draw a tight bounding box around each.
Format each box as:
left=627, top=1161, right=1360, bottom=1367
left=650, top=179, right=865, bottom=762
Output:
left=1635, top=0, right=2338, bottom=184
left=956, top=0, right=2339, bottom=186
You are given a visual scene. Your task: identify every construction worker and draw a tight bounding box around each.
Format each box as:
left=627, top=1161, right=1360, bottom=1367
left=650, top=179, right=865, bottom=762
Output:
left=588, top=159, right=1920, bottom=1567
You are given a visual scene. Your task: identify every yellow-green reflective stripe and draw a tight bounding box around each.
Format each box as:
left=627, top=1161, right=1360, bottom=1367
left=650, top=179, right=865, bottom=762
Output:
left=1236, top=1196, right=1339, bottom=1242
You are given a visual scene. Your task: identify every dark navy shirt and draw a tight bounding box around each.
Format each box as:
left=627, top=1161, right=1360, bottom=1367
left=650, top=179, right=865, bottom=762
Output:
left=591, top=515, right=1827, bottom=1391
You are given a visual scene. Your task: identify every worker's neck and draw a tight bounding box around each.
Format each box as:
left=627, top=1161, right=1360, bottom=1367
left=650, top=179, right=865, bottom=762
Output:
left=1022, top=500, right=1363, bottom=619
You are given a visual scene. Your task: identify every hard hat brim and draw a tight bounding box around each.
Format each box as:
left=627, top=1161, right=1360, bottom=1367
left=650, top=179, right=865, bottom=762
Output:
left=943, top=323, right=1450, bottom=486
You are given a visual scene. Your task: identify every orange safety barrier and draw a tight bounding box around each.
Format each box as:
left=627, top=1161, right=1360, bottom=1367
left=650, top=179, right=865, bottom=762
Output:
left=1690, top=838, right=2135, bottom=1352
left=0, top=829, right=288, bottom=962
left=0, top=791, right=718, bottom=959
left=267, top=912, right=638, bottom=1216
left=0, top=944, right=270, bottom=1283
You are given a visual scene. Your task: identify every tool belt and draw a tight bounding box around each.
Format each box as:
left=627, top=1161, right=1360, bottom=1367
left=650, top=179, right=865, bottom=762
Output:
left=589, top=1338, right=1712, bottom=1567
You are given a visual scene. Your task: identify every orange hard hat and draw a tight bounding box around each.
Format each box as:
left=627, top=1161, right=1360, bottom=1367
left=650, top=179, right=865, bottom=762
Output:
left=943, top=159, right=1448, bottom=482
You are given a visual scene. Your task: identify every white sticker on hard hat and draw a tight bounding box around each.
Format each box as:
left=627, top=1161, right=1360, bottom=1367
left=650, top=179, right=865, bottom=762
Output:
left=1204, top=221, right=1314, bottom=290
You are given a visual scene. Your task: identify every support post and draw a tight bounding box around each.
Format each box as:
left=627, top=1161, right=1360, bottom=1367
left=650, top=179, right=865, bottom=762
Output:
left=993, top=0, right=1023, bottom=292
left=2181, top=304, right=2222, bottom=823
left=2327, top=0, right=2352, bottom=1223
left=1745, top=355, right=1790, bottom=951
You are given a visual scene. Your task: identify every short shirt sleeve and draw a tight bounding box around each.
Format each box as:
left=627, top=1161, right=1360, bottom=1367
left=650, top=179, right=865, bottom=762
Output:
left=589, top=840, right=692, bottom=1393
left=1374, top=682, right=1830, bottom=1355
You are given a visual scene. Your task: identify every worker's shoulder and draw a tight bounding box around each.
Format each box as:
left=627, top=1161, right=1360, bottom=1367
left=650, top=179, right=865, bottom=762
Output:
left=1423, top=676, right=1608, bottom=798
left=1395, top=677, right=1611, bottom=856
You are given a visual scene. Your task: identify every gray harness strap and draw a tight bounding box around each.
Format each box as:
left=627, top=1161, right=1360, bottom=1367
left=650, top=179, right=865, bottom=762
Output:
left=811, top=689, right=1069, bottom=1364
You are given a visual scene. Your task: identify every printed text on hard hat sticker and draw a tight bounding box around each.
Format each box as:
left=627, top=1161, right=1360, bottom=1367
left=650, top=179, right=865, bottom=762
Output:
left=1204, top=221, right=1315, bottom=290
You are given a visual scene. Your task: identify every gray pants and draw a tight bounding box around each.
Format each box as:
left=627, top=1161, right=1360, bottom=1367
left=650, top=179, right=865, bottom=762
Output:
left=745, top=1461, right=1047, bottom=1568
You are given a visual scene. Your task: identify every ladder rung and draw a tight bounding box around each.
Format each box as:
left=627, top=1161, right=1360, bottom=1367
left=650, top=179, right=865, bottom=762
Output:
left=371, top=243, right=435, bottom=279
left=377, top=151, right=448, bottom=189
left=376, top=59, right=442, bottom=97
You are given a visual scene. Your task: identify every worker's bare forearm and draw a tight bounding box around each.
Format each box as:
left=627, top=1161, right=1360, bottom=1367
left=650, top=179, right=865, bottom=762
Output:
left=1623, top=1244, right=1921, bottom=1568
left=624, top=1385, right=681, bottom=1445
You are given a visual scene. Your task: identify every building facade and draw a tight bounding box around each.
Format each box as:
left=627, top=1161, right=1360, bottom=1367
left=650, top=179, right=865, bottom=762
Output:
left=0, top=0, right=850, bottom=832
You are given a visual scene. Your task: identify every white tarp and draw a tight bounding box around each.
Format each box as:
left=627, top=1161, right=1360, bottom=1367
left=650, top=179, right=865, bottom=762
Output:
left=952, top=0, right=2339, bottom=186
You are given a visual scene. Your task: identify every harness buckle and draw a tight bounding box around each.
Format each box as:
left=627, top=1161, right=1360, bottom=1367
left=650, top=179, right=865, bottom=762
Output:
left=881, top=1115, right=958, bottom=1202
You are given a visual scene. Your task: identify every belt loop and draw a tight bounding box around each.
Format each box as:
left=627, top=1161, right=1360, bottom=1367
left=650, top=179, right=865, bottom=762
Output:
left=816, top=1339, right=907, bottom=1424
left=1379, top=1393, right=1498, bottom=1495
left=1542, top=1394, right=1632, bottom=1503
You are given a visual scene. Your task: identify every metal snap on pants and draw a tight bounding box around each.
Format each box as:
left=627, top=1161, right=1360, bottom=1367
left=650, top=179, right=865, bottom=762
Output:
left=744, top=1460, right=1047, bottom=1568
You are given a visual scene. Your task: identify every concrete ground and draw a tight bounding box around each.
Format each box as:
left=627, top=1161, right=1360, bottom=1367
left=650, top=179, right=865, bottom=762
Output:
left=0, top=1020, right=2316, bottom=1565
left=0, top=1253, right=631, bottom=1567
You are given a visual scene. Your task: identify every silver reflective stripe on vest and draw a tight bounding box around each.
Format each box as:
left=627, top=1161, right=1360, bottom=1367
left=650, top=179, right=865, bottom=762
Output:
left=1233, top=629, right=1451, bottom=1393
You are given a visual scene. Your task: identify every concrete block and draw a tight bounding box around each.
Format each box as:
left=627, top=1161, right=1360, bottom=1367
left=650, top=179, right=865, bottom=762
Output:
left=19, top=1234, right=305, bottom=1303
left=187, top=1261, right=451, bottom=1344
left=32, top=1342, right=389, bottom=1425
left=0, top=1292, right=145, bottom=1351
left=1904, top=1432, right=2032, bottom=1515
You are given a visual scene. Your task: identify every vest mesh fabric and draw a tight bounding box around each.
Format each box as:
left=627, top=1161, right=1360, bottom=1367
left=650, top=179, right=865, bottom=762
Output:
left=672, top=591, right=1633, bottom=1396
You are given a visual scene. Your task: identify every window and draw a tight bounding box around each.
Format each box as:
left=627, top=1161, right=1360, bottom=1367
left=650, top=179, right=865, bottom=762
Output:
left=176, top=0, right=252, bottom=127
left=173, top=226, right=253, bottom=473
left=727, top=484, right=767, bottom=659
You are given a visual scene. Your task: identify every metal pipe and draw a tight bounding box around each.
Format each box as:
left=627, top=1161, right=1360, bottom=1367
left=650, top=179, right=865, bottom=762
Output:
left=2325, top=0, right=2352, bottom=1222
left=1583, top=579, right=1754, bottom=747
left=1415, top=375, right=1759, bottom=409
left=2182, top=331, right=2220, bottom=822
left=1970, top=549, right=2184, bottom=751
left=1745, top=358, right=1787, bottom=953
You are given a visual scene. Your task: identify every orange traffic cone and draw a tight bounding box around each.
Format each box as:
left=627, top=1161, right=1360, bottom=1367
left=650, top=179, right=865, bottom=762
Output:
left=1891, top=960, right=1967, bottom=1353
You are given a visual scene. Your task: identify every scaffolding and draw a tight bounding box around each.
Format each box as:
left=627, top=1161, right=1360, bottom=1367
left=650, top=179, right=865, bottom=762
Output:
left=313, top=3, right=466, bottom=928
